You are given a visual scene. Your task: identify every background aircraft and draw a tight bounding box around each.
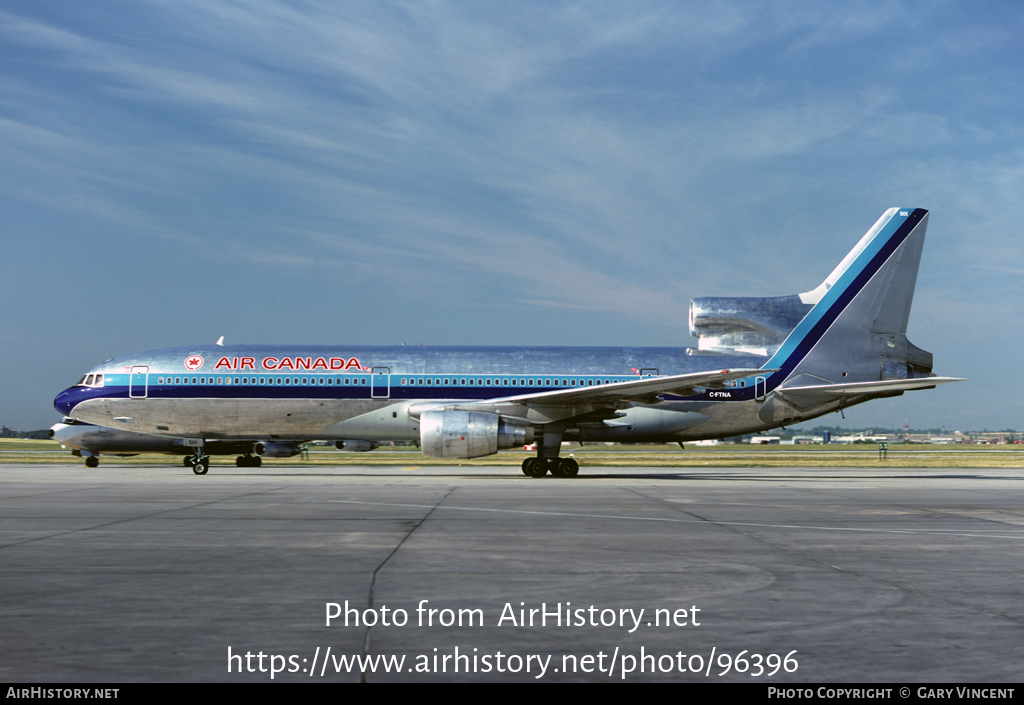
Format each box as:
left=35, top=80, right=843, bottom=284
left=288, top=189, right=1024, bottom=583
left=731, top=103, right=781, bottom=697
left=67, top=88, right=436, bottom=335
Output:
left=49, top=420, right=301, bottom=470
left=50, top=420, right=380, bottom=471
left=54, top=208, right=961, bottom=477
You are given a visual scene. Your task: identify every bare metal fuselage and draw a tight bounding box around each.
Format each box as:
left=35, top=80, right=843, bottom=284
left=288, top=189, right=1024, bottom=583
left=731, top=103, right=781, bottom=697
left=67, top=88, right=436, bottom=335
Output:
left=60, top=344, right=809, bottom=444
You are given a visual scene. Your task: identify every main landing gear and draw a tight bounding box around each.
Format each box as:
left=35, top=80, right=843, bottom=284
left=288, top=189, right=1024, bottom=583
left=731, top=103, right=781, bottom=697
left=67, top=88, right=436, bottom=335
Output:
left=235, top=455, right=262, bottom=468
left=186, top=450, right=209, bottom=475
left=85, top=456, right=99, bottom=468
left=521, top=426, right=579, bottom=478
left=521, top=456, right=579, bottom=478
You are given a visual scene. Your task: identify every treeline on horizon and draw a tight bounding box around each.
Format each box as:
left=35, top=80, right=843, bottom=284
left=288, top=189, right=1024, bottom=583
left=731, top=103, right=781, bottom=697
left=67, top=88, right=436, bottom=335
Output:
left=1, top=428, right=52, bottom=440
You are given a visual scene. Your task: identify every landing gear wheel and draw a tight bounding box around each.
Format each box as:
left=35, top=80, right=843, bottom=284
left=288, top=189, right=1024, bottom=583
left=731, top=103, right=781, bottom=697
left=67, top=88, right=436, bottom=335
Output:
left=183, top=457, right=192, bottom=467
left=85, top=456, right=99, bottom=468
left=193, top=458, right=209, bottom=475
left=236, top=456, right=246, bottom=467
left=522, top=457, right=548, bottom=478
left=253, top=456, right=262, bottom=467
left=551, top=458, right=579, bottom=478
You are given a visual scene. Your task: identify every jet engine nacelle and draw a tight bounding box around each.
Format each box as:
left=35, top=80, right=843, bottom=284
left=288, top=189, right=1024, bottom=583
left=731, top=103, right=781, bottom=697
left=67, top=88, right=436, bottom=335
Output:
left=420, top=410, right=534, bottom=459
left=253, top=442, right=302, bottom=458
left=334, top=440, right=379, bottom=452
left=689, top=295, right=813, bottom=355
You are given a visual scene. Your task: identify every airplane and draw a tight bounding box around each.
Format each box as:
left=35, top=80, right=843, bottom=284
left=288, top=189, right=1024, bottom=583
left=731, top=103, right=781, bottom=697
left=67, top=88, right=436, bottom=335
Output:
left=54, top=207, right=961, bottom=477
left=49, top=419, right=379, bottom=470
left=49, top=419, right=299, bottom=468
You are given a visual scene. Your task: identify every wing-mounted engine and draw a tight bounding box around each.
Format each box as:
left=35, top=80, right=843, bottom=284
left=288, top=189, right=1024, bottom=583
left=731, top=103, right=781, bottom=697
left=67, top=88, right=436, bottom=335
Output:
left=420, top=410, right=534, bottom=459
left=334, top=440, right=380, bottom=452
left=253, top=441, right=303, bottom=458
left=688, top=295, right=812, bottom=356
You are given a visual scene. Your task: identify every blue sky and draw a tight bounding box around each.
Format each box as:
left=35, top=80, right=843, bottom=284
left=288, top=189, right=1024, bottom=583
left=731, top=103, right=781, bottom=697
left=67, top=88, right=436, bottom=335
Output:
left=1, top=1, right=1021, bottom=432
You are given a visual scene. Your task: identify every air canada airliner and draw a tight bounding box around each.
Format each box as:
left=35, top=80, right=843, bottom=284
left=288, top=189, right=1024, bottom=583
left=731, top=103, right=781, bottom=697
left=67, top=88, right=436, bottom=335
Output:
left=55, top=208, right=961, bottom=476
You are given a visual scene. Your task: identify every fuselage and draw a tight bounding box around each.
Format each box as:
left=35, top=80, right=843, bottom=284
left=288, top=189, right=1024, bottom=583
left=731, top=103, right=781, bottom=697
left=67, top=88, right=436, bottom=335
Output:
left=55, top=343, right=790, bottom=443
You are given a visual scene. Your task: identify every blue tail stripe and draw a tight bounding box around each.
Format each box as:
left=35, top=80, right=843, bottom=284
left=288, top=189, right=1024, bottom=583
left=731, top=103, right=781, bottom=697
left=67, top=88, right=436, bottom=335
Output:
left=761, top=208, right=927, bottom=388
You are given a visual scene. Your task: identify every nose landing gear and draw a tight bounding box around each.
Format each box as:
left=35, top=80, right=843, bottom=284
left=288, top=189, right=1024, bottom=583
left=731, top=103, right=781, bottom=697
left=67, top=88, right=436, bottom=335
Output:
left=186, top=451, right=209, bottom=475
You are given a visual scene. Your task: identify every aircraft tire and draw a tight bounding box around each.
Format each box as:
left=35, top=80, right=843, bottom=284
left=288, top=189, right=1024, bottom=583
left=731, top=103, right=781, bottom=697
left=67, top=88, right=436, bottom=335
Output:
left=236, top=456, right=246, bottom=467
left=549, top=458, right=579, bottom=478
left=253, top=456, right=262, bottom=467
left=85, top=456, right=99, bottom=468
left=522, top=458, right=547, bottom=478
left=560, top=458, right=579, bottom=477
left=193, top=459, right=209, bottom=475
left=183, top=457, right=193, bottom=467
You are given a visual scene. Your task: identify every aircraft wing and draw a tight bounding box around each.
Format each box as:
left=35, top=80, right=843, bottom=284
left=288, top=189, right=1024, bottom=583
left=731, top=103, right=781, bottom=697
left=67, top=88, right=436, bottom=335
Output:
left=479, top=368, right=770, bottom=407
left=778, top=377, right=965, bottom=396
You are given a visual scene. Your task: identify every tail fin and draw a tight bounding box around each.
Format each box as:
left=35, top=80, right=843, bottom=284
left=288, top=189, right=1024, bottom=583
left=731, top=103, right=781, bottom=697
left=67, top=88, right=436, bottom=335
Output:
left=763, top=207, right=932, bottom=388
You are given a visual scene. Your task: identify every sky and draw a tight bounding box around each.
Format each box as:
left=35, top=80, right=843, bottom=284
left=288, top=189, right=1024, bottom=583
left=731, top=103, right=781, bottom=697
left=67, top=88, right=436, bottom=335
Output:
left=1, top=1, right=1021, bottom=433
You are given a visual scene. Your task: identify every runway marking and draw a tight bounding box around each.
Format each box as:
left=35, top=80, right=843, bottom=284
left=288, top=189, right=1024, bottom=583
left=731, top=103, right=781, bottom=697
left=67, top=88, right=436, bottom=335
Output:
left=326, top=499, right=1024, bottom=540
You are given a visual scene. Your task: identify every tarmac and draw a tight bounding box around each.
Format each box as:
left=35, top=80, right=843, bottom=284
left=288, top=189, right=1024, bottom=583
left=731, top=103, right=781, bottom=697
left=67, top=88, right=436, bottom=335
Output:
left=2, top=462, right=1023, bottom=682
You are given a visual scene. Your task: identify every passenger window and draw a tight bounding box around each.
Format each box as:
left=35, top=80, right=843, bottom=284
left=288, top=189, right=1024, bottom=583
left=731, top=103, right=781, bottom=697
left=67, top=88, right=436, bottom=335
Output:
left=426, top=379, right=432, bottom=386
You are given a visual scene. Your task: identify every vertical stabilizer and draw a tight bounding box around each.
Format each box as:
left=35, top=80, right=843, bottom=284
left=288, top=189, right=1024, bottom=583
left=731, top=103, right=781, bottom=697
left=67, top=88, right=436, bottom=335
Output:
left=763, top=208, right=930, bottom=387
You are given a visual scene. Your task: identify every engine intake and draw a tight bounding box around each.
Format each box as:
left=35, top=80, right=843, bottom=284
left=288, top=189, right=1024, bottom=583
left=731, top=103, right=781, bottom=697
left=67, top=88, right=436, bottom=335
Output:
left=689, top=295, right=812, bottom=355
left=420, top=410, right=533, bottom=459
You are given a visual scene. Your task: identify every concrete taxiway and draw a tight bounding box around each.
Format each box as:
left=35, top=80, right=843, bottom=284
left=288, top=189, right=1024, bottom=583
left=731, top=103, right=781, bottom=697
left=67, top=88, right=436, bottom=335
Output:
left=2, top=463, right=1022, bottom=682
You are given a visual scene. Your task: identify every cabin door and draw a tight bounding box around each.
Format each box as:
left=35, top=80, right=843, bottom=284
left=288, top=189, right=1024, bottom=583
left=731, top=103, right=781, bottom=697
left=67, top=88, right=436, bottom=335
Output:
left=371, top=367, right=390, bottom=399
left=129, top=366, right=149, bottom=399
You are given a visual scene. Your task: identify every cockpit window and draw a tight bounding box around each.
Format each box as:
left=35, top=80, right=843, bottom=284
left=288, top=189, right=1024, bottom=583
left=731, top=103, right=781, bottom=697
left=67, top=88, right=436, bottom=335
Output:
left=76, top=374, right=104, bottom=388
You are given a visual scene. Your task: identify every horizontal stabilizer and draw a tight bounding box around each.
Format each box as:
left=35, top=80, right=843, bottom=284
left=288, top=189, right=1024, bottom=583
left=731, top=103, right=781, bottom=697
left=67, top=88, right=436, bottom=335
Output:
left=779, top=377, right=965, bottom=397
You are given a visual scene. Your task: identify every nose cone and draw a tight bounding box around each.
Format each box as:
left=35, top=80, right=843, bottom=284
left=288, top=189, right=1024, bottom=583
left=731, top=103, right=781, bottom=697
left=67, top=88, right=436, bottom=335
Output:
left=54, top=388, right=81, bottom=416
